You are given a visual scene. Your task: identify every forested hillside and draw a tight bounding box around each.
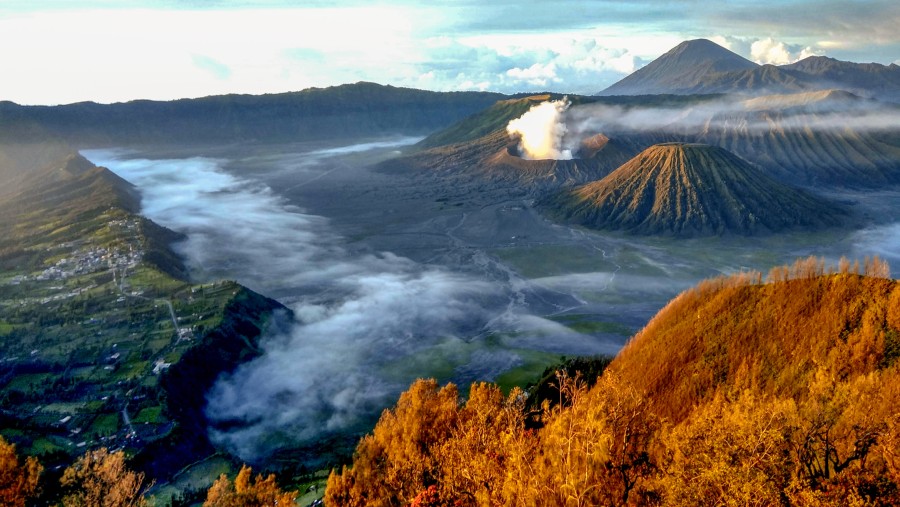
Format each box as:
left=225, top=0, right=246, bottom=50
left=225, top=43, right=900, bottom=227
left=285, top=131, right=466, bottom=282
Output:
left=325, top=257, right=900, bottom=506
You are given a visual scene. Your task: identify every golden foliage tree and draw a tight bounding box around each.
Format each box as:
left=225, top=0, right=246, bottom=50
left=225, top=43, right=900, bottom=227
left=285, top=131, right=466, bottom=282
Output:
left=503, top=371, right=656, bottom=506
left=659, top=392, right=796, bottom=507
left=326, top=378, right=461, bottom=506
left=0, top=436, right=42, bottom=507
left=60, top=447, right=148, bottom=507
left=203, top=465, right=296, bottom=507
left=785, top=368, right=900, bottom=505
left=326, top=379, right=527, bottom=507
left=436, top=382, right=526, bottom=505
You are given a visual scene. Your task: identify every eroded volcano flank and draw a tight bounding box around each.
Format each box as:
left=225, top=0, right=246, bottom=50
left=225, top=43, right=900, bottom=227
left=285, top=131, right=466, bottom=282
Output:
left=543, top=143, right=843, bottom=236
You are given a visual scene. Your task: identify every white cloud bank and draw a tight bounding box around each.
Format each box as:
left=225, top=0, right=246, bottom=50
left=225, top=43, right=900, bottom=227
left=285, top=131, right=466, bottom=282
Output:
left=750, top=37, right=823, bottom=65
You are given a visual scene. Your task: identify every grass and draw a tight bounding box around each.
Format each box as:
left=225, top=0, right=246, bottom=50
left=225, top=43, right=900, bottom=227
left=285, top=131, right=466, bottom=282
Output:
left=493, top=350, right=565, bottom=394
left=550, top=315, right=634, bottom=336
left=133, top=406, right=164, bottom=424
left=491, top=244, right=617, bottom=279
left=90, top=413, right=119, bottom=436
left=148, top=454, right=237, bottom=507
left=28, top=436, right=67, bottom=456
left=380, top=337, right=472, bottom=384
left=6, top=373, right=53, bottom=391
left=0, top=320, right=16, bottom=336
left=41, top=402, right=87, bottom=414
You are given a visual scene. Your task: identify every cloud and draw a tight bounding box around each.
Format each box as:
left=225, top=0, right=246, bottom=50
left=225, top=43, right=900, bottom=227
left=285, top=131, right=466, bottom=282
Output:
left=750, top=37, right=822, bottom=65
left=506, top=62, right=560, bottom=87
left=710, top=1, right=900, bottom=45
left=3, top=2, right=900, bottom=104
left=708, top=35, right=753, bottom=59
left=206, top=268, right=504, bottom=459
left=553, top=93, right=900, bottom=155
left=851, top=224, right=900, bottom=278
left=707, top=35, right=824, bottom=65
left=417, top=36, right=650, bottom=94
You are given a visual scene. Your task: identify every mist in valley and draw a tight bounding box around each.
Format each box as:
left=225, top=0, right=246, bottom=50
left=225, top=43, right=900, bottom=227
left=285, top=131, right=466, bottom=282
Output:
left=83, top=145, right=622, bottom=462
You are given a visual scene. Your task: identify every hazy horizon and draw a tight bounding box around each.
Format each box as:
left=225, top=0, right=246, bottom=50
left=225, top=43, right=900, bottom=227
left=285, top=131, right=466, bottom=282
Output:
left=2, top=1, right=898, bottom=105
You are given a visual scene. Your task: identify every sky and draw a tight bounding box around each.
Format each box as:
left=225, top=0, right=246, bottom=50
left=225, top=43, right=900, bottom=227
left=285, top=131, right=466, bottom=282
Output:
left=1, top=0, right=898, bottom=105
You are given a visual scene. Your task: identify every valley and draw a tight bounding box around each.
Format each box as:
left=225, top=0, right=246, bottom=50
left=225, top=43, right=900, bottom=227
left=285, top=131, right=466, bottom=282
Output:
left=79, top=131, right=900, bottom=476
left=1, top=30, right=899, bottom=505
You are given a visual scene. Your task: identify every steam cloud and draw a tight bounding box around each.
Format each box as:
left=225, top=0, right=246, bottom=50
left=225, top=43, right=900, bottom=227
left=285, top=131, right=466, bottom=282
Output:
left=83, top=143, right=613, bottom=462
left=506, top=97, right=573, bottom=160
left=505, top=93, right=899, bottom=160
left=562, top=93, right=900, bottom=148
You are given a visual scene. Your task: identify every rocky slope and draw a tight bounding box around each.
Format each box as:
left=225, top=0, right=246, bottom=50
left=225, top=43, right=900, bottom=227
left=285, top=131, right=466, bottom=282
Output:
left=542, top=143, right=843, bottom=236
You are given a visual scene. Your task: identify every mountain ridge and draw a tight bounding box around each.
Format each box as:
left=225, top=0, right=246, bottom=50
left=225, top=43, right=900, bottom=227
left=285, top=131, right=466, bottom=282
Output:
left=0, top=82, right=507, bottom=147
left=325, top=260, right=900, bottom=505
left=600, top=39, right=900, bottom=102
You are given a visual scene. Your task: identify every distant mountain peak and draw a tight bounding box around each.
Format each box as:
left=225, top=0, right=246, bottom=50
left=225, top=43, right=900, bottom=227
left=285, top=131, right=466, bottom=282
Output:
left=601, top=39, right=757, bottom=96
left=602, top=39, right=900, bottom=102
left=665, top=39, right=753, bottom=64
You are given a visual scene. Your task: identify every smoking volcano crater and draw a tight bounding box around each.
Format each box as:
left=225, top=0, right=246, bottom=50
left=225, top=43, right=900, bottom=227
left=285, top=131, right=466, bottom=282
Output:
left=489, top=129, right=630, bottom=188
left=446, top=97, right=638, bottom=189
left=379, top=97, right=639, bottom=192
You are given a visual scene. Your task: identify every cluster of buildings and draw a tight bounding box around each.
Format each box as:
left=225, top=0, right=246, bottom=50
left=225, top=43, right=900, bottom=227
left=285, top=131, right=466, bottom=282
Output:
left=34, top=245, right=142, bottom=282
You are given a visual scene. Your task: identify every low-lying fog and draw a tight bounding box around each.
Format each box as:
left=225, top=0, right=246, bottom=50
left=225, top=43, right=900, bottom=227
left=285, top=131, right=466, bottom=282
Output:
left=82, top=139, right=900, bottom=465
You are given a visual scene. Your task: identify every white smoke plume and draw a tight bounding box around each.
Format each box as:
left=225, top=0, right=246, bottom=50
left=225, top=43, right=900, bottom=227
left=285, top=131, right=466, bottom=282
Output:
left=506, top=97, right=573, bottom=160
left=562, top=92, right=900, bottom=144
left=504, top=92, right=898, bottom=162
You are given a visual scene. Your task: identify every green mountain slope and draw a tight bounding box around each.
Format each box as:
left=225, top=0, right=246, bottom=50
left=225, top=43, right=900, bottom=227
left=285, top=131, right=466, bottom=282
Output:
left=0, top=146, right=286, bottom=489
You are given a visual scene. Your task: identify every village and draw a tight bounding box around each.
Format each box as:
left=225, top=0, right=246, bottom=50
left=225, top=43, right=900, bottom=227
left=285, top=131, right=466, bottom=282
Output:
left=0, top=213, right=236, bottom=465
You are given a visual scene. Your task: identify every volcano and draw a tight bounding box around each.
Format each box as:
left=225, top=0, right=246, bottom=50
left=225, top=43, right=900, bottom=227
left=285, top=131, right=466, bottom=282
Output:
left=600, top=39, right=761, bottom=96
left=383, top=129, right=633, bottom=192
left=543, top=143, right=843, bottom=236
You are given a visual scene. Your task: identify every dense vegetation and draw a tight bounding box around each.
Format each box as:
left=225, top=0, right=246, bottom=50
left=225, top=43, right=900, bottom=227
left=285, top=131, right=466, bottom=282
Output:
left=325, top=257, right=900, bottom=506
left=0, top=436, right=303, bottom=506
